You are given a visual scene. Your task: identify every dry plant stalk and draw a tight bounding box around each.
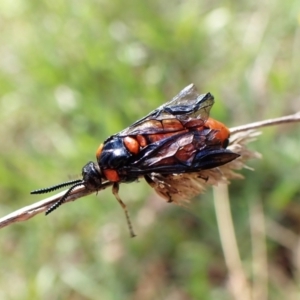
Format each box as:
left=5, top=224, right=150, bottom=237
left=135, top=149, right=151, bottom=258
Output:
left=213, top=184, right=253, bottom=300
left=211, top=111, right=299, bottom=300
left=0, top=112, right=299, bottom=230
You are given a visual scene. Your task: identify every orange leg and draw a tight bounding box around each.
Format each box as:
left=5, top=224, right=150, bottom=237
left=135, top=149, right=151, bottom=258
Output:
left=112, top=183, right=136, bottom=238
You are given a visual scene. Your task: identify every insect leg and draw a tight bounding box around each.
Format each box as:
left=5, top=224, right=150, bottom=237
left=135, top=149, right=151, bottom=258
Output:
left=144, top=174, right=173, bottom=203
left=112, top=183, right=136, bottom=238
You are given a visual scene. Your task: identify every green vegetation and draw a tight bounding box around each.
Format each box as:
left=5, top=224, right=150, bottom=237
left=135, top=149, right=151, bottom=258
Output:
left=0, top=0, right=300, bottom=299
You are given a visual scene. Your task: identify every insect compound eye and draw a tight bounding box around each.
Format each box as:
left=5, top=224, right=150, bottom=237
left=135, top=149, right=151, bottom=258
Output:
left=81, top=161, right=102, bottom=190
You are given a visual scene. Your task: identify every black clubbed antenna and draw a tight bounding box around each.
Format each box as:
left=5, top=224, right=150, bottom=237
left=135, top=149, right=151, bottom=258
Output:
left=30, top=179, right=84, bottom=215
left=31, top=161, right=102, bottom=216
left=30, top=179, right=83, bottom=195
left=45, top=181, right=84, bottom=215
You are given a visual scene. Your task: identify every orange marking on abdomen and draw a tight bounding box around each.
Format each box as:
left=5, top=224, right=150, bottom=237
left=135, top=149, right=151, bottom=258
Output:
left=147, top=129, right=187, bottom=143
left=184, top=119, right=205, bottom=129
left=103, top=169, right=120, bottom=182
left=136, top=135, right=148, bottom=147
left=123, top=136, right=140, bottom=154
left=205, top=118, right=230, bottom=147
left=175, top=144, right=195, bottom=162
left=162, top=119, right=184, bottom=131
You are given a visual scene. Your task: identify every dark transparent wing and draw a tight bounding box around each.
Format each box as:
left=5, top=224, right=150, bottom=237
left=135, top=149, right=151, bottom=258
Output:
left=118, top=84, right=214, bottom=136
left=123, top=129, right=239, bottom=176
left=157, top=84, right=214, bottom=119
left=144, top=131, right=256, bottom=204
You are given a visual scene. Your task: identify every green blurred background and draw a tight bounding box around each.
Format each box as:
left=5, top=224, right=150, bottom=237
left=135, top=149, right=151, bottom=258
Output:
left=0, top=0, right=300, bottom=299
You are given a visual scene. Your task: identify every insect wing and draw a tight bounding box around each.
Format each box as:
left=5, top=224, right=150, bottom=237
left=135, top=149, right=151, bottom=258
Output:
left=146, top=131, right=257, bottom=205
left=125, top=129, right=239, bottom=176
left=158, top=84, right=214, bottom=119
left=118, top=84, right=214, bottom=136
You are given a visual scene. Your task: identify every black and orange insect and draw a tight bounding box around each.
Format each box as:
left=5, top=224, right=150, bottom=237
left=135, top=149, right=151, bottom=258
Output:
left=31, top=84, right=239, bottom=236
